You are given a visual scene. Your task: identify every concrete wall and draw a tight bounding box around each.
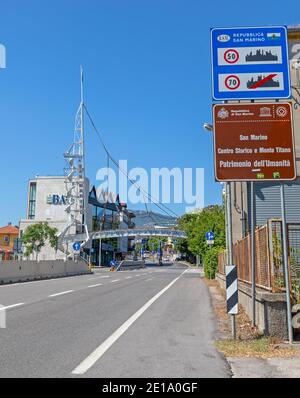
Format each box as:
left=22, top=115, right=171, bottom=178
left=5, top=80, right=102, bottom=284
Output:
left=216, top=273, right=288, bottom=339
left=118, top=260, right=145, bottom=270
left=0, top=260, right=91, bottom=284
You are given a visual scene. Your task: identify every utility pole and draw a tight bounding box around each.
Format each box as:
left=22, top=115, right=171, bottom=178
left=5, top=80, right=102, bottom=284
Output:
left=250, top=181, right=256, bottom=326
left=280, top=184, right=293, bottom=344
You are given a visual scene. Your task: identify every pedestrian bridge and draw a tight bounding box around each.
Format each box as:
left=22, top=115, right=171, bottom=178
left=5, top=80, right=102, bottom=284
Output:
left=92, top=228, right=187, bottom=240
left=61, top=228, right=187, bottom=244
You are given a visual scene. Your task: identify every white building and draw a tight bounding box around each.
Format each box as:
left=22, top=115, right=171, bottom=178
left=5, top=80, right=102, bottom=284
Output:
left=19, top=176, right=135, bottom=263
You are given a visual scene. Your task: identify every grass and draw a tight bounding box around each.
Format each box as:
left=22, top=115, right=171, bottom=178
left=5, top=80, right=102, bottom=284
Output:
left=215, top=336, right=297, bottom=358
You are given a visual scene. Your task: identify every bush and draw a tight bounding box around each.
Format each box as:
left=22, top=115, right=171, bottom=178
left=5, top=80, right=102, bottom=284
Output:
left=204, top=246, right=221, bottom=279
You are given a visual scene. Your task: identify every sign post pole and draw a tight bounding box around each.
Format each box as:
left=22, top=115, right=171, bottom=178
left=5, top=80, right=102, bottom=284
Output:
left=280, top=184, right=293, bottom=344
left=226, top=182, right=236, bottom=339
left=251, top=181, right=256, bottom=326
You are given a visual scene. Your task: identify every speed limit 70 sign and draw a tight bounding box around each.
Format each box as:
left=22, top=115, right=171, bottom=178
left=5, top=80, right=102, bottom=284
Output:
left=224, top=75, right=240, bottom=90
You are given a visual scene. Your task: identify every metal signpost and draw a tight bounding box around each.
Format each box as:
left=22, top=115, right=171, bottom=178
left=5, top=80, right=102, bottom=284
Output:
left=211, top=26, right=290, bottom=100
left=211, top=25, right=294, bottom=341
left=250, top=181, right=256, bottom=327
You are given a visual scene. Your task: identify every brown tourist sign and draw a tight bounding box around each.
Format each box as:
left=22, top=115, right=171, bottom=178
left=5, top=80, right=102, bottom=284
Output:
left=213, top=102, right=296, bottom=181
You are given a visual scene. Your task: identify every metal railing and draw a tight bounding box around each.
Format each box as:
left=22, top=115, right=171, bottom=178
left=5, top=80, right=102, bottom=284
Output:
left=218, top=219, right=300, bottom=302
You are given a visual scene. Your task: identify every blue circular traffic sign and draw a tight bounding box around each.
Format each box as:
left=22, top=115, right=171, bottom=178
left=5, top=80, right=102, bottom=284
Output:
left=73, top=242, right=81, bottom=251
left=205, top=231, right=215, bottom=241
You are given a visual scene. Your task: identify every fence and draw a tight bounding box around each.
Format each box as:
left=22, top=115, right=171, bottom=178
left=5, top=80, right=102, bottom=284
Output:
left=218, top=219, right=300, bottom=303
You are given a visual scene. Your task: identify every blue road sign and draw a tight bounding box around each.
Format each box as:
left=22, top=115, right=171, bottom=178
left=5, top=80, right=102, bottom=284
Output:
left=73, top=242, right=81, bottom=252
left=205, top=231, right=215, bottom=241
left=211, top=26, right=290, bottom=100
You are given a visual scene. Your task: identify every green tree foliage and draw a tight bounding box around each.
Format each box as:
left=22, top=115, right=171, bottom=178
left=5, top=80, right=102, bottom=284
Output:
left=22, top=222, right=58, bottom=259
left=203, top=246, right=223, bottom=279
left=177, top=205, right=226, bottom=278
left=147, top=237, right=167, bottom=252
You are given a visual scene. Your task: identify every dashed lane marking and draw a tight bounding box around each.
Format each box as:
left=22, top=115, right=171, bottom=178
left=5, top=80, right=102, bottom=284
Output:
left=87, top=283, right=103, bottom=288
left=49, top=290, right=74, bottom=298
left=0, top=303, right=25, bottom=311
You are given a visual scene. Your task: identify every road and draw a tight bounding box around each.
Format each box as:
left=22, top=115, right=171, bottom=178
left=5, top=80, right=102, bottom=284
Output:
left=0, top=263, right=230, bottom=378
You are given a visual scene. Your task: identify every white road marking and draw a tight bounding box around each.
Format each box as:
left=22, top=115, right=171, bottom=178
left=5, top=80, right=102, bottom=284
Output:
left=111, top=279, right=120, bottom=283
left=88, top=283, right=103, bottom=288
left=0, top=303, right=25, bottom=311
left=145, top=278, right=153, bottom=282
left=135, top=274, right=141, bottom=277
left=49, top=290, right=74, bottom=297
left=0, top=273, right=94, bottom=288
left=72, top=270, right=186, bottom=375
left=87, top=275, right=110, bottom=281
left=125, top=276, right=132, bottom=280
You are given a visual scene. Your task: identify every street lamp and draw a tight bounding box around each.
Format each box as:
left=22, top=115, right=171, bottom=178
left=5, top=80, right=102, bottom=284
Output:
left=203, top=123, right=213, bottom=132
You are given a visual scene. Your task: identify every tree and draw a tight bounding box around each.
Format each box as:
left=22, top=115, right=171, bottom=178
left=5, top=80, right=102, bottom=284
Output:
left=147, top=237, right=167, bottom=252
left=22, top=222, right=58, bottom=260
left=177, top=205, right=226, bottom=278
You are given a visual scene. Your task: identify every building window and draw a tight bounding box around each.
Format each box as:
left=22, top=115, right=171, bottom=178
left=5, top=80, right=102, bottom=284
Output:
left=28, top=182, right=36, bottom=219
left=92, top=206, right=99, bottom=231
left=3, top=235, right=10, bottom=245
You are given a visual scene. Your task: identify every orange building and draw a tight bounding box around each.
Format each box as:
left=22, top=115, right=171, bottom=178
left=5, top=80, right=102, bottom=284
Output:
left=0, top=223, right=19, bottom=260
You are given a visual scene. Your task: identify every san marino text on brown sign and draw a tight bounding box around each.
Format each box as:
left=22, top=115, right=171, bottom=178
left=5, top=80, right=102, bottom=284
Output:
left=213, top=102, right=296, bottom=181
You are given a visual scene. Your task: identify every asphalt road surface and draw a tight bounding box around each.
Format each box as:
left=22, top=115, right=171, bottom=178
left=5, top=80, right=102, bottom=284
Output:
left=0, top=263, right=230, bottom=378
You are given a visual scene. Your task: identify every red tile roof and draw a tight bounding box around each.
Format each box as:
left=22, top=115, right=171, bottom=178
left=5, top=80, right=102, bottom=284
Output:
left=0, top=225, right=19, bottom=235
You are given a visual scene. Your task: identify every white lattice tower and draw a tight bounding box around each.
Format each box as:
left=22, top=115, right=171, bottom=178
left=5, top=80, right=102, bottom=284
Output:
left=58, top=67, right=88, bottom=252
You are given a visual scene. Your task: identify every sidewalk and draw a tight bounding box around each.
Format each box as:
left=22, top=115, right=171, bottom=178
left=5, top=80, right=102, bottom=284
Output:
left=228, top=356, right=300, bottom=378
left=205, top=278, right=300, bottom=378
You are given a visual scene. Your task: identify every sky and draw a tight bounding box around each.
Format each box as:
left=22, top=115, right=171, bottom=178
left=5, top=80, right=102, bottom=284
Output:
left=0, top=0, right=299, bottom=226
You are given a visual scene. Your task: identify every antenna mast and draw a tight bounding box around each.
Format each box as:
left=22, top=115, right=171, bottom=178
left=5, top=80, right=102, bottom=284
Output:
left=63, top=66, right=87, bottom=236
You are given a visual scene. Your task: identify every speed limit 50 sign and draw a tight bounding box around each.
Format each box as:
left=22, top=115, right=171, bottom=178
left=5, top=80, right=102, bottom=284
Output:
left=211, top=26, right=290, bottom=100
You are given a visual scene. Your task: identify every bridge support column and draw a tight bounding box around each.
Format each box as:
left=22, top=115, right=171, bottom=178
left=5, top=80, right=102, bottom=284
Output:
left=98, top=238, right=102, bottom=267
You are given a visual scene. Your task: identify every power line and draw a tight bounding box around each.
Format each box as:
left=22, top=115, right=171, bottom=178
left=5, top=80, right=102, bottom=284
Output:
left=83, top=104, right=179, bottom=219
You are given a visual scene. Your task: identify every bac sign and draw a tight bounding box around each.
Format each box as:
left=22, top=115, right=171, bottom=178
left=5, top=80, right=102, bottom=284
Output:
left=213, top=102, right=296, bottom=181
left=211, top=26, right=290, bottom=100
